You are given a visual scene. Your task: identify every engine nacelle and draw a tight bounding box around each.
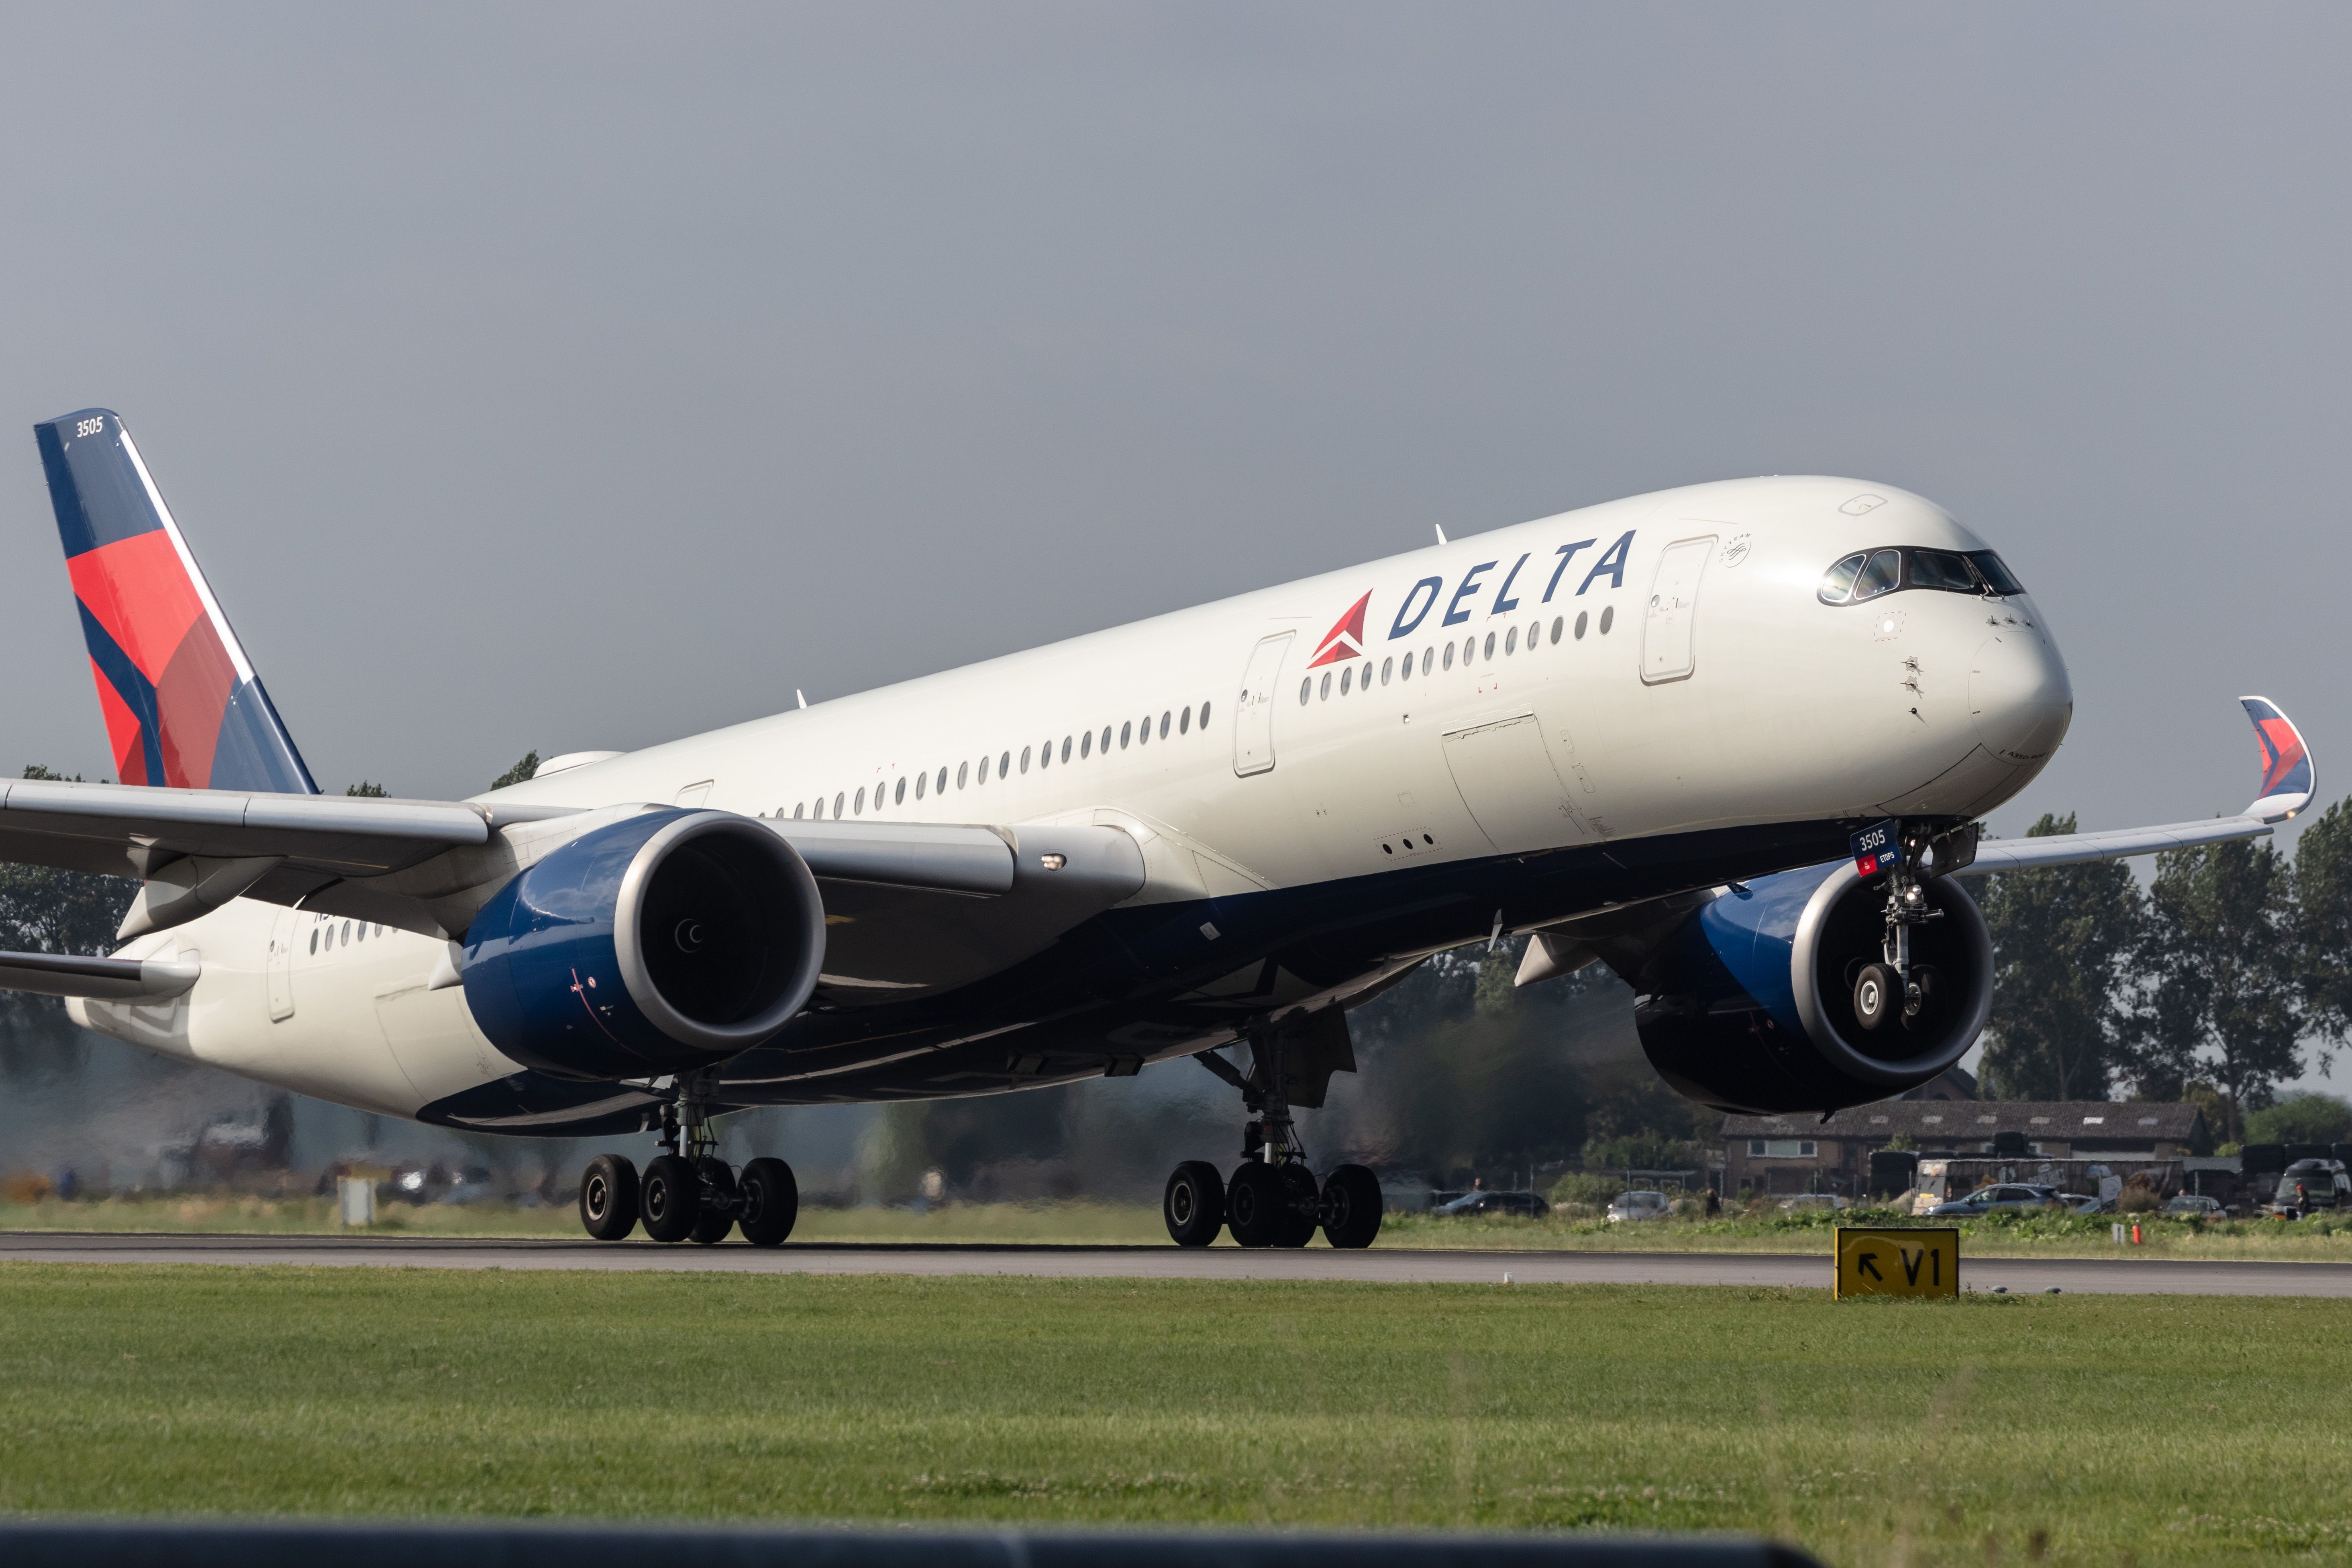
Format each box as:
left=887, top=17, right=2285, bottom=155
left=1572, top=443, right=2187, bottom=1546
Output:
left=1632, top=860, right=1992, bottom=1114
left=460, top=809, right=826, bottom=1081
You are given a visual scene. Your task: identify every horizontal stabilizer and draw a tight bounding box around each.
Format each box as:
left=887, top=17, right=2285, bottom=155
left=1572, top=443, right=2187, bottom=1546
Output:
left=1956, top=697, right=2315, bottom=876
left=0, top=950, right=198, bottom=1001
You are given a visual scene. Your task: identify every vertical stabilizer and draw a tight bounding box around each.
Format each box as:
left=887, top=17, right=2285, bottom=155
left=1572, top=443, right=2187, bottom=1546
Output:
left=33, top=409, right=317, bottom=794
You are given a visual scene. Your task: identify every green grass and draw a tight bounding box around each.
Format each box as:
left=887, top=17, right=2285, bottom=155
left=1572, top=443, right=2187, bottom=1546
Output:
left=0, top=1266, right=2347, bottom=1567
left=14, top=1195, right=2352, bottom=1263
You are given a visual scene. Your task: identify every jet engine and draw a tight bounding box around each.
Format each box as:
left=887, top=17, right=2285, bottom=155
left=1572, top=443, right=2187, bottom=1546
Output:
left=1628, top=859, right=1992, bottom=1114
left=460, top=809, right=826, bottom=1080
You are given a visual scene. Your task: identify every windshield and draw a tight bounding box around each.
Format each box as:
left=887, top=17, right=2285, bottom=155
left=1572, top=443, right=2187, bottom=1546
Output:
left=1819, top=546, right=2028, bottom=606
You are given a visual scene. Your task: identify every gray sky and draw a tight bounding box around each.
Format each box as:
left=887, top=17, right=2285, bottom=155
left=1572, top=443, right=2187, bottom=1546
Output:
left=1, top=5, right=2344, bottom=843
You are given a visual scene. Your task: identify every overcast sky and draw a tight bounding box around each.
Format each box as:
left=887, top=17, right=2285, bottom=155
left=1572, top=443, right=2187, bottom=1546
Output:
left=2, top=6, right=2344, bottom=846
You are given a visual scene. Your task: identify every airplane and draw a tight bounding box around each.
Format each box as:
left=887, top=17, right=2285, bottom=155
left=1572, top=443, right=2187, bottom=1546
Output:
left=0, top=408, right=2315, bottom=1250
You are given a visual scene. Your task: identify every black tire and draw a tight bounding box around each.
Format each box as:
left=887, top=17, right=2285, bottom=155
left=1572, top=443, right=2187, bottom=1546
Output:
left=640, top=1153, right=701, bottom=1244
left=1226, top=1161, right=1285, bottom=1248
left=689, top=1157, right=738, bottom=1244
left=578, top=1154, right=638, bottom=1242
left=1275, top=1164, right=1320, bottom=1248
left=738, top=1157, right=799, bottom=1247
left=1320, top=1162, right=1383, bottom=1249
left=1852, top=962, right=1897, bottom=1031
left=1163, top=1161, right=1226, bottom=1248
left=1901, top=964, right=1941, bottom=1032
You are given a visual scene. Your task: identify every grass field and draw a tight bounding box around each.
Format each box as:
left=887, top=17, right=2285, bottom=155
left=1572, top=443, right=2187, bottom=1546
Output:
left=0, top=1264, right=2347, bottom=1567
left=10, top=1193, right=2352, bottom=1262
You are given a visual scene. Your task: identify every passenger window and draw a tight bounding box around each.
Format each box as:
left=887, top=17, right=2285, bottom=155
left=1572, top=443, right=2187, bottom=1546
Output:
left=357, top=923, right=367, bottom=942
left=1100, top=726, right=1112, bottom=754
left=309, top=929, right=318, bottom=954
left=1505, top=626, right=1518, bottom=655
left=834, top=792, right=845, bottom=816
left=1399, top=653, right=1412, bottom=683
left=1320, top=672, right=1332, bottom=701
left=896, top=777, right=907, bottom=804
left=915, top=771, right=926, bottom=799
left=1817, top=552, right=1868, bottom=604
left=1081, top=731, right=1093, bottom=759
left=1575, top=610, right=1588, bottom=639
left=956, top=762, right=968, bottom=789
left=342, top=921, right=352, bottom=945
left=1199, top=701, right=1210, bottom=726
left=1421, top=649, right=1433, bottom=676
left=1159, top=712, right=1170, bottom=740
left=1381, top=657, right=1392, bottom=685
left=1483, top=632, right=1495, bottom=660
left=794, top=803, right=805, bottom=819
left=1850, top=549, right=1902, bottom=603
left=1180, top=706, right=1192, bottom=733
left=1021, top=745, right=1033, bottom=773
left=1136, top=716, right=1148, bottom=746
left=813, top=799, right=824, bottom=819
left=855, top=786, right=866, bottom=814
left=1442, top=642, right=1454, bottom=671
left=1599, top=605, right=1614, bottom=634
left=1061, top=736, right=1072, bottom=763
left=1119, top=722, right=1132, bottom=749
left=1298, top=678, right=1310, bottom=706
left=1001, top=749, right=1012, bottom=776
left=1550, top=616, right=1563, bottom=644
left=1340, top=667, right=1351, bottom=696
left=936, top=766, right=949, bottom=793
left=1528, top=620, right=1540, bottom=648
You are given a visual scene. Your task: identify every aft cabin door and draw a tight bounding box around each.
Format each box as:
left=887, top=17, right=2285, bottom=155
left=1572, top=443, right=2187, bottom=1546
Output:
left=1642, top=536, right=1714, bottom=685
left=1232, top=632, right=1293, bottom=777
left=265, top=907, right=297, bottom=1022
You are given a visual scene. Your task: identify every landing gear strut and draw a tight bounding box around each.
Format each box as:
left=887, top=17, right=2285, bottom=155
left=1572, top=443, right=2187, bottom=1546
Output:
left=1853, top=823, right=1964, bottom=1034
left=1160, top=1018, right=1383, bottom=1250
left=572, top=1075, right=798, bottom=1247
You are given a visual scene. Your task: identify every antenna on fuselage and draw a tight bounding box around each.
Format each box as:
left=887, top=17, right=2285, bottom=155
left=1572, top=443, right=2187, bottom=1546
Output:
left=1434, top=525, right=1448, bottom=546
left=796, top=689, right=808, bottom=710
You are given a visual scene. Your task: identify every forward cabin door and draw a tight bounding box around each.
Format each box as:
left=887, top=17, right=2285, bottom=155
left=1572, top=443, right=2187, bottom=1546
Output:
left=1642, top=536, right=1715, bottom=685
left=1232, top=632, right=1294, bottom=777
left=265, top=907, right=297, bottom=1022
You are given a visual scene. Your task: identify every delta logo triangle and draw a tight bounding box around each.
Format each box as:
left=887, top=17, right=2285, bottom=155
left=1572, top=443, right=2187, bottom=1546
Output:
left=1307, top=591, right=1371, bottom=669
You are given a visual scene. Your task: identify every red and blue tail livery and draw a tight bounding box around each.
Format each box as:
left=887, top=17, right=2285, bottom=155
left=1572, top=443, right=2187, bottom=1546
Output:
left=33, top=409, right=316, bottom=795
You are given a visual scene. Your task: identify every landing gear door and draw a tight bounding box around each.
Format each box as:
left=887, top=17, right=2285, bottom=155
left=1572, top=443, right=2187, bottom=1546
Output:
left=1642, top=535, right=1715, bottom=685
left=1232, top=632, right=1294, bottom=777
left=265, top=906, right=297, bottom=1022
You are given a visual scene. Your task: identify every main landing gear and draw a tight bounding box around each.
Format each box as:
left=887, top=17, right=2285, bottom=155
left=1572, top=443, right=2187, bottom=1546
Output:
left=575, top=1080, right=799, bottom=1246
left=1162, top=1023, right=1383, bottom=1250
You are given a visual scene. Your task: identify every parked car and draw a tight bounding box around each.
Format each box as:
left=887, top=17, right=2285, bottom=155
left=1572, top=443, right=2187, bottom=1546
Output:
left=1777, top=1193, right=1850, bottom=1213
left=2163, top=1194, right=2224, bottom=1218
left=2268, top=1159, right=2351, bottom=1220
left=1928, top=1183, right=2066, bottom=1217
left=1434, top=1190, right=1549, bottom=1219
left=1606, top=1190, right=1672, bottom=1223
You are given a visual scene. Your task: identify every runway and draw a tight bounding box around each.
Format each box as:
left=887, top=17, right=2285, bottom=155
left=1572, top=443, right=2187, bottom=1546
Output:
left=4, top=1231, right=2349, bottom=1295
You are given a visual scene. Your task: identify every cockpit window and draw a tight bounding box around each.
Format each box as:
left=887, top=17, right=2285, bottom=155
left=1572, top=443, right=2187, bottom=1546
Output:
left=1818, top=546, right=2028, bottom=606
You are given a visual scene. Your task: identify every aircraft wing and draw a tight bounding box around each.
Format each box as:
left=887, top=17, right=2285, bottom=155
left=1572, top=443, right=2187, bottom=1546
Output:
left=1953, top=696, right=2314, bottom=876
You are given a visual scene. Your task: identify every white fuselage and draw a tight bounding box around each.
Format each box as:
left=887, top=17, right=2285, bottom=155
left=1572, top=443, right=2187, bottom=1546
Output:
left=80, top=475, right=2072, bottom=1126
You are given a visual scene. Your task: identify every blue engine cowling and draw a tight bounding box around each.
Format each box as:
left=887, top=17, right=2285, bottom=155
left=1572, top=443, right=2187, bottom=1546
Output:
left=1631, top=859, right=1993, bottom=1114
left=460, top=809, right=826, bottom=1081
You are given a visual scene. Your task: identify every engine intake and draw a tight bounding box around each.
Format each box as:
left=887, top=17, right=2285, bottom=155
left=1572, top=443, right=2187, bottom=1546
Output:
left=461, top=809, right=825, bottom=1080
left=1631, top=859, right=1992, bottom=1114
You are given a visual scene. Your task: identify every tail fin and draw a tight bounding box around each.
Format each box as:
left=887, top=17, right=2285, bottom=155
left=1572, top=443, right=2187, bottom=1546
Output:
left=33, top=408, right=316, bottom=794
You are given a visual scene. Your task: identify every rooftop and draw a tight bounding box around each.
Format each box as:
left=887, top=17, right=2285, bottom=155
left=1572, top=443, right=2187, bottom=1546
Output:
left=1721, top=1101, right=2206, bottom=1143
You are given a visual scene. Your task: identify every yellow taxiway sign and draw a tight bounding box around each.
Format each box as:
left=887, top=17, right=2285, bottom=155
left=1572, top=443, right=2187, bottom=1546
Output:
left=1835, top=1226, right=1958, bottom=1298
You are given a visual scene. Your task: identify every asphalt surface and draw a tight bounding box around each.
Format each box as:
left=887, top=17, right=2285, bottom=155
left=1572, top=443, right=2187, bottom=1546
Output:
left=3, top=1231, right=2348, bottom=1295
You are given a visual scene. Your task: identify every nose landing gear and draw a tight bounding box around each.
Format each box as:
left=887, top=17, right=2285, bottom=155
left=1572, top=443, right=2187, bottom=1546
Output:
left=1852, top=822, right=1970, bottom=1033
left=571, top=1076, right=799, bottom=1247
left=1161, top=1019, right=1384, bottom=1250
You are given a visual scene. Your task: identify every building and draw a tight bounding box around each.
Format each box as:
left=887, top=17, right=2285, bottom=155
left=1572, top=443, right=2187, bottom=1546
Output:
left=1719, top=1101, right=2211, bottom=1199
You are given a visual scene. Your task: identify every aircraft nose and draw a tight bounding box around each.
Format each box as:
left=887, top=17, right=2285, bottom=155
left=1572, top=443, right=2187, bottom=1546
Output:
left=1969, top=627, right=2072, bottom=766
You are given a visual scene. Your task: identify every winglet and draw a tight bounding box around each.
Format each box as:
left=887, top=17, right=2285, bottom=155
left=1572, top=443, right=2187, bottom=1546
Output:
left=2240, top=696, right=2314, bottom=823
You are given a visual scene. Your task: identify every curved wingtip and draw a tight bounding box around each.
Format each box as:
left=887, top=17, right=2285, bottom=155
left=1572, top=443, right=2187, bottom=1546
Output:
left=2240, top=695, right=2315, bottom=822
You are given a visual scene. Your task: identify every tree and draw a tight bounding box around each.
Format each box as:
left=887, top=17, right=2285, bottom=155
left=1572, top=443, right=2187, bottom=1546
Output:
left=2244, top=1092, right=2352, bottom=1147
left=490, top=751, right=539, bottom=790
left=1975, top=813, right=2143, bottom=1100
left=2129, top=838, right=2307, bottom=1143
left=2293, top=797, right=2352, bottom=1051
left=346, top=781, right=389, bottom=797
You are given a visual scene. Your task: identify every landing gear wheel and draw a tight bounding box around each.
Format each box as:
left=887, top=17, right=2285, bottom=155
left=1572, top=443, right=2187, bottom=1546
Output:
left=738, top=1157, right=799, bottom=1247
left=1319, top=1163, right=1383, bottom=1249
left=1901, top=964, right=1941, bottom=1032
left=639, top=1153, right=700, bottom=1244
left=1164, top=1161, right=1226, bottom=1248
left=689, top=1157, right=737, bottom=1245
left=1226, top=1161, right=1286, bottom=1248
left=1275, top=1164, right=1320, bottom=1248
left=1852, top=962, right=1897, bottom=1031
left=578, top=1154, right=638, bottom=1241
